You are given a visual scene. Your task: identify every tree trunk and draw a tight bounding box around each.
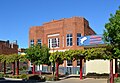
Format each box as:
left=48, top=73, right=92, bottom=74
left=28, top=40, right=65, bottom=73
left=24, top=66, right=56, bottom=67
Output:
left=4, top=61, right=6, bottom=74
left=110, top=59, right=114, bottom=83
left=115, top=58, right=118, bottom=77
left=80, top=58, right=83, bottom=80
left=12, top=61, right=15, bottom=75
left=56, top=62, right=59, bottom=78
left=16, top=60, right=19, bottom=75
left=32, top=64, right=35, bottom=74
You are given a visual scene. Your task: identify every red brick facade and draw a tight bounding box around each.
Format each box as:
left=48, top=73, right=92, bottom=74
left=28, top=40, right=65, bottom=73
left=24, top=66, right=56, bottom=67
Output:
left=0, top=40, right=18, bottom=71
left=0, top=40, right=18, bottom=55
left=29, top=17, right=96, bottom=67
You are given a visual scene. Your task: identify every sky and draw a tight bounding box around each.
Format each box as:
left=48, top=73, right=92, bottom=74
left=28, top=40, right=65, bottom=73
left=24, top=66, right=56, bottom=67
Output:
left=0, top=0, right=119, bottom=48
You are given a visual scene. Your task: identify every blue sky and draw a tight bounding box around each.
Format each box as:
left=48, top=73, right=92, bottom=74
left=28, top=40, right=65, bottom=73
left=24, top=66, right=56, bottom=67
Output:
left=0, top=0, right=119, bottom=48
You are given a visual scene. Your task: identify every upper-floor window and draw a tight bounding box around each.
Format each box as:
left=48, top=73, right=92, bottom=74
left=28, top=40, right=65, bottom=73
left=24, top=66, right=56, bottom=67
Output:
left=77, top=33, right=81, bottom=46
left=48, top=38, right=59, bottom=48
left=37, top=39, right=42, bottom=46
left=30, top=39, right=34, bottom=47
left=66, top=34, right=72, bottom=46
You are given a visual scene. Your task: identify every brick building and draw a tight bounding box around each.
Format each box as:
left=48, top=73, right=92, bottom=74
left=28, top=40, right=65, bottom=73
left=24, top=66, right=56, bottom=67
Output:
left=0, top=40, right=18, bottom=71
left=29, top=17, right=96, bottom=74
left=0, top=40, right=18, bottom=55
left=29, top=17, right=95, bottom=50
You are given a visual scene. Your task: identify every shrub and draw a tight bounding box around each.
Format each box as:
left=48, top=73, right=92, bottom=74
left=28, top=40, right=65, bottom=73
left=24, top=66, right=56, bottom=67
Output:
left=114, top=77, right=120, bottom=83
left=45, top=75, right=59, bottom=81
left=0, top=73, right=4, bottom=78
left=11, top=75, right=20, bottom=79
left=28, top=75, right=40, bottom=80
left=22, top=66, right=27, bottom=70
left=20, top=74, right=27, bottom=79
left=86, top=73, right=109, bottom=78
left=28, top=75, right=46, bottom=82
left=4, top=74, right=9, bottom=78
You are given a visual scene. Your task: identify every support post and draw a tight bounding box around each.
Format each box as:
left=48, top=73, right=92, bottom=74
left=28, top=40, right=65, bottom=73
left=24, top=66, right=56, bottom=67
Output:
left=12, top=61, right=15, bottom=75
left=110, top=59, right=114, bottom=83
left=32, top=64, right=35, bottom=74
left=80, top=58, right=82, bottom=80
left=56, top=62, right=59, bottom=78
left=16, top=60, right=19, bottom=75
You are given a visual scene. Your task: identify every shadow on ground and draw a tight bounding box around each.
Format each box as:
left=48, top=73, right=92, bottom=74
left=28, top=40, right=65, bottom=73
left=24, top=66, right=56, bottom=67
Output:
left=0, top=78, right=44, bottom=83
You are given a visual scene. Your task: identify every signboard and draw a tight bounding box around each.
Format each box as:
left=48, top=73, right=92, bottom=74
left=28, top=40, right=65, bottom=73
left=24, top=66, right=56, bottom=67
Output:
left=79, top=35, right=104, bottom=46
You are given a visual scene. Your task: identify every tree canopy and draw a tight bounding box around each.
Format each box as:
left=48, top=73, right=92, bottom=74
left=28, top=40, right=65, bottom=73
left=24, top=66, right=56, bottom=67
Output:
left=25, top=44, right=50, bottom=65
left=0, top=54, right=26, bottom=63
left=49, top=51, right=64, bottom=65
left=103, top=7, right=120, bottom=59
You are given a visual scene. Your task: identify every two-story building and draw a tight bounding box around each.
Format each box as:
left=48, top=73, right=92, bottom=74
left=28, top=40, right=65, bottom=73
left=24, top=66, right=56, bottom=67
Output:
left=29, top=17, right=97, bottom=74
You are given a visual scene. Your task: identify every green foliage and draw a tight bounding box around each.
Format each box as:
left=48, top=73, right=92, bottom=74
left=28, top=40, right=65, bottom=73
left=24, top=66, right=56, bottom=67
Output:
left=37, top=45, right=50, bottom=65
left=0, top=54, right=26, bottom=63
left=28, top=75, right=40, bottom=80
left=25, top=44, right=50, bottom=65
left=65, top=50, right=85, bottom=60
left=64, top=50, right=75, bottom=60
left=20, top=74, right=28, bottom=79
left=114, top=77, right=120, bottom=83
left=86, top=73, right=109, bottom=79
left=49, top=51, right=64, bottom=65
left=84, top=48, right=110, bottom=60
left=45, top=75, right=59, bottom=81
left=27, top=75, right=46, bottom=81
left=0, top=54, right=7, bottom=62
left=103, top=7, right=120, bottom=59
left=0, top=73, right=4, bottom=78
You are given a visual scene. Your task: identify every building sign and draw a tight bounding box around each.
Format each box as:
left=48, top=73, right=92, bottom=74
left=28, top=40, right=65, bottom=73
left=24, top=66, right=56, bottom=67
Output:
left=79, top=35, right=104, bottom=46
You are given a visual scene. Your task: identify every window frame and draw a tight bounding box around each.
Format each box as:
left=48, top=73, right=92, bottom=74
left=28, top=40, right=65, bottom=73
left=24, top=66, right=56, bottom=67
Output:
left=30, top=39, right=34, bottom=47
left=48, top=38, right=60, bottom=48
left=37, top=39, right=42, bottom=46
left=66, top=34, right=73, bottom=46
left=77, top=33, right=81, bottom=46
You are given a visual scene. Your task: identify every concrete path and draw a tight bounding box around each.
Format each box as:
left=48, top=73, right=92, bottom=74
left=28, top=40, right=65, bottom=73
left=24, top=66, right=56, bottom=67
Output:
left=47, top=78, right=107, bottom=83
left=0, top=78, right=108, bottom=83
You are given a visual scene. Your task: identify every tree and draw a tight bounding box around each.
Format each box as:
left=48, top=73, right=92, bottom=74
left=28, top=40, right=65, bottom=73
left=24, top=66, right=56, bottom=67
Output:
left=35, top=45, right=51, bottom=74
left=103, top=7, right=120, bottom=83
left=25, top=45, right=39, bottom=74
left=25, top=44, right=50, bottom=74
left=0, top=55, right=6, bottom=74
left=64, top=50, right=85, bottom=79
left=7, top=54, right=17, bottom=75
left=36, top=45, right=50, bottom=65
left=49, top=51, right=64, bottom=78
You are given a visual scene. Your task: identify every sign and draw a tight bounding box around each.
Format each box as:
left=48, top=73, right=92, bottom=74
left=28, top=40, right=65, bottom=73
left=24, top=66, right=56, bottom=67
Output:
left=79, top=35, right=104, bottom=46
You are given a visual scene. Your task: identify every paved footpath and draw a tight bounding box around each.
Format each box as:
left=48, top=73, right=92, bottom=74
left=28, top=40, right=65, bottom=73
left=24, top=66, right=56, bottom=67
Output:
left=46, top=78, right=107, bottom=83
left=0, top=78, right=108, bottom=83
